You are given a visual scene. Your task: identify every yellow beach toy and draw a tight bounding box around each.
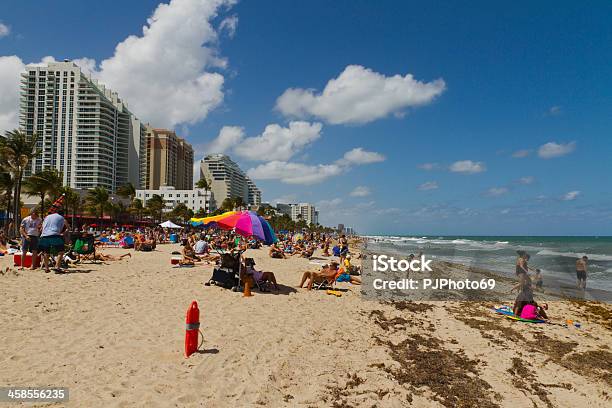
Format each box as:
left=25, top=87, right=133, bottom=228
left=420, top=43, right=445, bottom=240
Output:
left=326, top=290, right=342, bottom=297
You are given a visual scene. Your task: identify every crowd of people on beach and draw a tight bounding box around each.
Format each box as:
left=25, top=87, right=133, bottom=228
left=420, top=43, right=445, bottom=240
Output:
left=2, top=208, right=364, bottom=296
left=171, top=229, right=362, bottom=292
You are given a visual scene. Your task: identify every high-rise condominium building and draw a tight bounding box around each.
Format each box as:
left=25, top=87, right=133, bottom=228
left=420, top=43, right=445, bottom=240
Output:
left=199, top=154, right=261, bottom=209
left=143, top=125, right=194, bottom=190
left=20, top=60, right=145, bottom=192
left=291, top=203, right=319, bottom=225
left=246, top=177, right=262, bottom=207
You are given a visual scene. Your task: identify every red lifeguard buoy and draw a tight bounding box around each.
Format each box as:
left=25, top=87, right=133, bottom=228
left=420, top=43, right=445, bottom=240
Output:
left=184, top=300, right=200, bottom=358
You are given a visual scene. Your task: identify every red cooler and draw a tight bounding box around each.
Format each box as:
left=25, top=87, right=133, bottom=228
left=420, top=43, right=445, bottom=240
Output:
left=14, top=253, right=40, bottom=268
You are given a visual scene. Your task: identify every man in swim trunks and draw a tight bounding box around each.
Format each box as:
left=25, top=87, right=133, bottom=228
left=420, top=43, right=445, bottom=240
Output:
left=38, top=209, right=69, bottom=273
left=576, top=256, right=588, bottom=289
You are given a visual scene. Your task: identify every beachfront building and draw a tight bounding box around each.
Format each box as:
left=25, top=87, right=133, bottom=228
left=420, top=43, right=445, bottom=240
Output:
left=142, top=125, right=193, bottom=190
left=135, top=186, right=211, bottom=214
left=246, top=177, right=261, bottom=207
left=199, top=154, right=261, bottom=210
left=20, top=60, right=145, bottom=192
left=291, top=203, right=319, bottom=225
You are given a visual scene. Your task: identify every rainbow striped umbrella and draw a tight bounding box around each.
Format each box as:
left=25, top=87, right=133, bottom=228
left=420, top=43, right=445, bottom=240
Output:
left=190, top=211, right=277, bottom=244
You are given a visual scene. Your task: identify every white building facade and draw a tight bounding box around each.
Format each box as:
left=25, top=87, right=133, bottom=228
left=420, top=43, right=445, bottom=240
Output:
left=135, top=186, right=212, bottom=214
left=246, top=177, right=261, bottom=207
left=20, top=60, right=145, bottom=192
left=199, top=154, right=261, bottom=209
left=290, top=203, right=319, bottom=225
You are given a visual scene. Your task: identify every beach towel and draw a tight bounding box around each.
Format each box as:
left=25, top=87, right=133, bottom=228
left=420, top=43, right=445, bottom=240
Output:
left=492, top=306, right=546, bottom=323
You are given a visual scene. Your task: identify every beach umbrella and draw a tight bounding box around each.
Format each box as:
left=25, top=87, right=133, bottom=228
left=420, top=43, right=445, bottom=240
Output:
left=190, top=211, right=237, bottom=226
left=159, top=220, right=183, bottom=229
left=257, top=215, right=278, bottom=245
left=191, top=210, right=277, bottom=244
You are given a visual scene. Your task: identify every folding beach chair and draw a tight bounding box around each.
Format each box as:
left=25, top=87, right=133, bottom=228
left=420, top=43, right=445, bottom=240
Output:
left=312, top=276, right=335, bottom=290
left=72, top=234, right=98, bottom=263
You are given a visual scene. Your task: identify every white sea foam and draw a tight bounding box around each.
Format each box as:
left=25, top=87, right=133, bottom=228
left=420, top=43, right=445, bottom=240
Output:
left=536, top=249, right=612, bottom=261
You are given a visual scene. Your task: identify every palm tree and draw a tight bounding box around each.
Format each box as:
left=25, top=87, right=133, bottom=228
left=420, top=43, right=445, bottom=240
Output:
left=0, top=130, right=41, bottom=236
left=196, top=177, right=211, bottom=214
left=117, top=182, right=136, bottom=203
left=0, top=171, right=14, bottom=234
left=60, top=186, right=81, bottom=229
left=171, top=203, right=193, bottom=223
left=146, top=194, right=165, bottom=222
left=220, top=197, right=235, bottom=211
left=130, top=198, right=144, bottom=221
left=86, top=186, right=110, bottom=220
left=233, top=196, right=245, bottom=210
left=22, top=168, right=63, bottom=214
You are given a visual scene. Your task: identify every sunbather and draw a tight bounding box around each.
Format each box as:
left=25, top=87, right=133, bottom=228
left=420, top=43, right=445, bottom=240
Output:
left=269, top=242, right=286, bottom=259
left=298, top=262, right=339, bottom=290
left=181, top=239, right=201, bottom=263
left=243, top=258, right=279, bottom=290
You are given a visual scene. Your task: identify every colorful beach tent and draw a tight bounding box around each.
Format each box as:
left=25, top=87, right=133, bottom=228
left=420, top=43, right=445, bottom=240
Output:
left=190, top=211, right=278, bottom=244
left=159, top=220, right=183, bottom=229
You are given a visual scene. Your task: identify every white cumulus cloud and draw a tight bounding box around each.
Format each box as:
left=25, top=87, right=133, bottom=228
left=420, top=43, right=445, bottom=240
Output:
left=538, top=141, right=576, bottom=159
left=248, top=146, right=385, bottom=185
left=233, top=121, right=322, bottom=161
left=203, top=121, right=322, bottom=161
left=418, top=181, right=439, bottom=191
left=247, top=161, right=343, bottom=185
left=219, top=15, right=238, bottom=38
left=0, top=56, right=24, bottom=131
left=561, top=190, right=580, bottom=201
left=0, top=0, right=236, bottom=131
left=517, top=176, right=535, bottom=185
left=350, top=186, right=371, bottom=197
left=275, top=65, right=446, bottom=125
left=206, top=125, right=245, bottom=154
left=93, top=0, right=233, bottom=127
left=0, top=23, right=10, bottom=38
left=449, top=160, right=486, bottom=174
left=341, top=147, right=386, bottom=165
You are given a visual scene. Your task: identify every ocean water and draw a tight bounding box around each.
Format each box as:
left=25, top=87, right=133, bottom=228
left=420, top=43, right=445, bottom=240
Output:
left=365, top=235, right=612, bottom=292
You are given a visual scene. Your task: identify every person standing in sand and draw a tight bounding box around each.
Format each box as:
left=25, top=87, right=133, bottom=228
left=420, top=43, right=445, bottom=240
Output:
left=576, top=256, right=588, bottom=289
left=38, top=209, right=69, bottom=273
left=19, top=209, right=41, bottom=270
left=516, top=252, right=530, bottom=275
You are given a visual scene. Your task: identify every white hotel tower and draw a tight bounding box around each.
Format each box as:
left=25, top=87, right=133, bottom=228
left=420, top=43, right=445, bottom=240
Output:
left=199, top=154, right=261, bottom=210
left=20, top=60, right=145, bottom=192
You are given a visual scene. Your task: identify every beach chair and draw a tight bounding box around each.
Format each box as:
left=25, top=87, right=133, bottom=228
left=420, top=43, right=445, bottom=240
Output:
left=312, top=275, right=335, bottom=290
left=72, top=234, right=98, bottom=263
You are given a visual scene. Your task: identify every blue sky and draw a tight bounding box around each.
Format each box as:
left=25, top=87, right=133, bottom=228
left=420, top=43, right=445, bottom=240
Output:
left=1, top=0, right=611, bottom=235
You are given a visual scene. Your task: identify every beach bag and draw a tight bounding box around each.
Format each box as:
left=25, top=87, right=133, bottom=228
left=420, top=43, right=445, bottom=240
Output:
left=520, top=304, right=538, bottom=320
left=208, top=268, right=238, bottom=289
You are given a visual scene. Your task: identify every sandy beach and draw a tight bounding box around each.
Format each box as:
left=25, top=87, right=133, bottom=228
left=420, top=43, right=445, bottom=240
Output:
left=1, top=244, right=610, bottom=407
